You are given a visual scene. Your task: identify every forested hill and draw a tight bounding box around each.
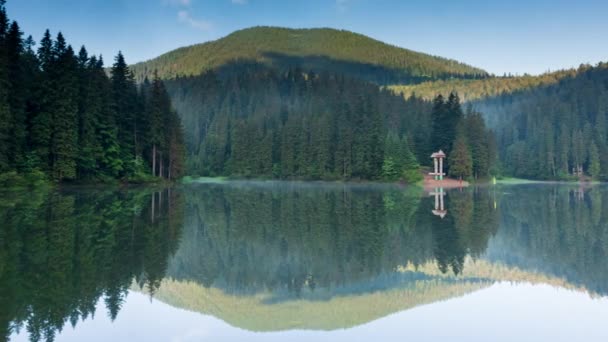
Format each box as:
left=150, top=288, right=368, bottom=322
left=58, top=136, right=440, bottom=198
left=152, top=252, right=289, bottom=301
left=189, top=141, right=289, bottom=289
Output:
left=166, top=63, right=496, bottom=181
left=131, top=26, right=488, bottom=85
left=473, top=63, right=608, bottom=180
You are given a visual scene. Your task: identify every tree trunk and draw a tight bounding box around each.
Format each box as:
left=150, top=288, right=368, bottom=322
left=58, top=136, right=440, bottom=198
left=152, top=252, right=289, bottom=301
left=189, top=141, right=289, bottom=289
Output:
left=151, top=192, right=155, bottom=223
left=168, top=154, right=172, bottom=180
left=159, top=152, right=163, bottom=179
left=134, top=121, right=137, bottom=159
left=152, top=144, right=156, bottom=177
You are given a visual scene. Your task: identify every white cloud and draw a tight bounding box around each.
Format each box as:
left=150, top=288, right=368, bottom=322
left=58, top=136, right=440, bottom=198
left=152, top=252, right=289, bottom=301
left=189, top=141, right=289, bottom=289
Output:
left=336, top=0, right=349, bottom=12
left=231, top=0, right=248, bottom=4
left=164, top=0, right=192, bottom=6
left=177, top=10, right=212, bottom=30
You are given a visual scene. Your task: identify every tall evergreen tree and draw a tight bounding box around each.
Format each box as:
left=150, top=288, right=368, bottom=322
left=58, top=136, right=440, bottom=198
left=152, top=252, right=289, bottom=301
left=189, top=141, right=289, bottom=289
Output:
left=0, top=0, right=10, bottom=171
left=6, top=21, right=27, bottom=169
left=449, top=134, right=472, bottom=179
left=50, top=34, right=79, bottom=180
left=30, top=30, right=54, bottom=171
left=111, top=51, right=139, bottom=176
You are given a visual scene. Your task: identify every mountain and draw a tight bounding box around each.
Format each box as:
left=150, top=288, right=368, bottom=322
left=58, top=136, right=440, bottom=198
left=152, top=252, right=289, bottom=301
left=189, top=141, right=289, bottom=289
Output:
left=131, top=26, right=488, bottom=85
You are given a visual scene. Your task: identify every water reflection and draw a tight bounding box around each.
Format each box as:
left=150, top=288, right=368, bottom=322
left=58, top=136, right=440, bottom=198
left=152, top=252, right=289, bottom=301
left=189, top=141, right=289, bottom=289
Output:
left=2, top=182, right=608, bottom=341
left=0, top=188, right=183, bottom=342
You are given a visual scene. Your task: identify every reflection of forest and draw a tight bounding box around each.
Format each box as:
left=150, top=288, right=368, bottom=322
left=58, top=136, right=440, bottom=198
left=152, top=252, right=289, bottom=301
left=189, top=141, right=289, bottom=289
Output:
left=487, top=185, right=608, bottom=295
left=0, top=188, right=183, bottom=342
left=158, top=183, right=608, bottom=331
left=4, top=182, right=608, bottom=340
left=169, top=182, right=498, bottom=297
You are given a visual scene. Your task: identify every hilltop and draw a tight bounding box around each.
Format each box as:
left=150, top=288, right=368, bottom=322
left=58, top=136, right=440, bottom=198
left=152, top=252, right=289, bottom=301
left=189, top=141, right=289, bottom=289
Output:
left=131, top=26, right=488, bottom=84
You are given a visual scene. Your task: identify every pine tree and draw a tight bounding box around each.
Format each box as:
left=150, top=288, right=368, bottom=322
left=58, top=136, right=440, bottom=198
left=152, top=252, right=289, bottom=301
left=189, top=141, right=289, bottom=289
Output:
left=589, top=142, right=601, bottom=178
left=449, top=134, right=472, bottom=179
left=50, top=34, right=78, bottom=180
left=430, top=94, right=447, bottom=154
left=30, top=30, right=54, bottom=171
left=6, top=21, right=27, bottom=169
left=381, top=133, right=401, bottom=180
left=465, top=109, right=490, bottom=179
left=146, top=73, right=171, bottom=177
left=93, top=56, right=123, bottom=177
left=111, top=51, right=139, bottom=176
left=444, top=92, right=463, bottom=155
left=0, top=0, right=10, bottom=171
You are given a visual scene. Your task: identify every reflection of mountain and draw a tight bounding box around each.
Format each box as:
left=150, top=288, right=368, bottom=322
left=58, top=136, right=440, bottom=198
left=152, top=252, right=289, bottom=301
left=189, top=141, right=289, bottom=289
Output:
left=147, top=259, right=589, bottom=332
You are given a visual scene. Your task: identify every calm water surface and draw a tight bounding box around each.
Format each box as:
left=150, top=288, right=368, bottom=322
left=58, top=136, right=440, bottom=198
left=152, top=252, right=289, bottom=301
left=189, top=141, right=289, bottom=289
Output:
left=2, top=181, right=608, bottom=341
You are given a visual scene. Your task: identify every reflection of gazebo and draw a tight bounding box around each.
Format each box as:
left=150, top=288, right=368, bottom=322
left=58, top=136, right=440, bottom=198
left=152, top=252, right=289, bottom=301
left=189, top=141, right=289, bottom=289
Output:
left=430, top=187, right=447, bottom=218
left=429, top=150, right=446, bottom=181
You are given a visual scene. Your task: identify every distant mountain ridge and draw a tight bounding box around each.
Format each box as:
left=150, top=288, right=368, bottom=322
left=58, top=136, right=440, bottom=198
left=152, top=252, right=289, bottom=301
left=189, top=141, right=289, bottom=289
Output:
left=131, top=26, right=488, bottom=85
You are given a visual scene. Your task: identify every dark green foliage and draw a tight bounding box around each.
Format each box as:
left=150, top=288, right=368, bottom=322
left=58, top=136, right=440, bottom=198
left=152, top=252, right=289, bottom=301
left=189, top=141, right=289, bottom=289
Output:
left=448, top=134, right=473, bottom=179
left=431, top=92, right=463, bottom=156
left=427, top=93, right=495, bottom=179
left=168, top=65, right=439, bottom=180
left=0, top=4, right=185, bottom=183
left=131, top=26, right=488, bottom=85
left=474, top=63, right=608, bottom=180
left=381, top=133, right=420, bottom=182
left=0, top=1, right=11, bottom=171
left=164, top=59, right=494, bottom=181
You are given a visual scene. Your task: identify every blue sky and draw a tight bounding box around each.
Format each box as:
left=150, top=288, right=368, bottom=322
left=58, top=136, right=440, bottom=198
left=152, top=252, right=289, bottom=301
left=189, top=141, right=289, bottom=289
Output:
left=5, top=0, right=608, bottom=75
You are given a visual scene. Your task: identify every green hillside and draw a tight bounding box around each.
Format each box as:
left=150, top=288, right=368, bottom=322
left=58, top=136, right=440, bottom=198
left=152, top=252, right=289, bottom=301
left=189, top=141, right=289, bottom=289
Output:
left=473, top=63, right=608, bottom=180
left=131, top=26, right=488, bottom=84
left=388, top=68, right=578, bottom=102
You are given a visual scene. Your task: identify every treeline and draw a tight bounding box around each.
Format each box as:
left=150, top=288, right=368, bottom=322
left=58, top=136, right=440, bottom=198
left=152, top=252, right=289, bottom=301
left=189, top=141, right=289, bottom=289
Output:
left=474, top=63, right=608, bottom=180
left=168, top=64, right=434, bottom=181
left=0, top=1, right=185, bottom=183
left=131, top=26, right=488, bottom=85
left=0, top=188, right=183, bottom=342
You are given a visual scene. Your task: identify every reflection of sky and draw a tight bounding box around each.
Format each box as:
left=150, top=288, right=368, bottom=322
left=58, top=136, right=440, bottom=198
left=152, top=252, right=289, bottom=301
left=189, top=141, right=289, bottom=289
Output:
left=11, top=283, right=608, bottom=342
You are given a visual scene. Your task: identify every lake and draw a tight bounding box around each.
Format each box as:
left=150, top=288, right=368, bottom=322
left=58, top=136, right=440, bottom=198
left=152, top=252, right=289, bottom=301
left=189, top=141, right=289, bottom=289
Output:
left=3, top=181, right=608, bottom=341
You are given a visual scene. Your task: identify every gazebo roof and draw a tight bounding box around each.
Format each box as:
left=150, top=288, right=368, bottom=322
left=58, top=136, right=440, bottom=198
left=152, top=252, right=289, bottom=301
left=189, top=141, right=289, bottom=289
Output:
left=430, top=150, right=446, bottom=158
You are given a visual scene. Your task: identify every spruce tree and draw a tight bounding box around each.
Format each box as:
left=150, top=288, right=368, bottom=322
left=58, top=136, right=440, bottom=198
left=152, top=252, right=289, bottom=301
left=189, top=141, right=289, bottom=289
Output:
left=449, top=134, right=472, bottom=179
left=0, top=0, right=10, bottom=171
left=111, top=51, right=139, bottom=176
left=30, top=30, right=54, bottom=171
left=430, top=94, right=447, bottom=154
left=6, top=21, right=27, bottom=169
left=50, top=34, right=78, bottom=180
left=589, top=142, right=601, bottom=178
